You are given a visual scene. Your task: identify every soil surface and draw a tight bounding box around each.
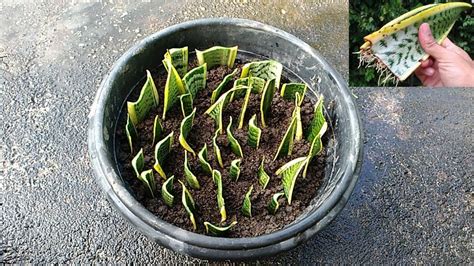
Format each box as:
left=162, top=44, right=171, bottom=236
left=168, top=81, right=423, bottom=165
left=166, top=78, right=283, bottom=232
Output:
left=115, top=57, right=327, bottom=237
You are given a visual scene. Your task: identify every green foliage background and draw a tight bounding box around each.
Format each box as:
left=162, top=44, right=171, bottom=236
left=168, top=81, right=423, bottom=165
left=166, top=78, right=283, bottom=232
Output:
left=349, top=0, right=473, bottom=87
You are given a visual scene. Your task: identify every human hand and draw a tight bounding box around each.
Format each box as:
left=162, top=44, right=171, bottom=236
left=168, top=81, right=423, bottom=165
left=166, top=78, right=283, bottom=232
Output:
left=415, top=23, right=474, bottom=87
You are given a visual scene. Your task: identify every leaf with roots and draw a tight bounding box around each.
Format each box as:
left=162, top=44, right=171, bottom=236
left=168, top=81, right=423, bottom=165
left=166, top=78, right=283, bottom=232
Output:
left=305, top=96, right=326, bottom=143
left=178, top=93, right=193, bottom=118
left=152, top=115, right=163, bottom=146
left=303, top=121, right=327, bottom=178
left=125, top=114, right=137, bottom=154
left=196, top=46, right=238, bottom=69
left=138, top=169, right=156, bottom=198
left=198, top=144, right=213, bottom=175
left=240, top=60, right=283, bottom=88
left=268, top=192, right=285, bottom=214
left=358, top=2, right=471, bottom=84
left=226, top=117, right=243, bottom=157
left=273, top=111, right=297, bottom=161
left=260, top=78, right=276, bottom=127
left=276, top=157, right=308, bottom=204
left=184, top=151, right=200, bottom=189
left=211, top=69, right=238, bottom=104
left=183, top=63, right=207, bottom=99
left=179, top=108, right=197, bottom=156
left=205, top=86, right=248, bottom=134
left=127, top=70, right=159, bottom=125
left=212, top=170, right=227, bottom=222
left=204, top=221, right=237, bottom=236
left=280, top=83, right=307, bottom=104
left=241, top=185, right=253, bottom=217
left=212, top=129, right=224, bottom=168
left=258, top=156, right=270, bottom=189
left=164, top=47, right=188, bottom=77
left=153, top=132, right=173, bottom=179
left=161, top=175, right=174, bottom=207
left=247, top=114, right=262, bottom=149
left=132, top=148, right=145, bottom=177
left=229, top=158, right=241, bottom=181
left=179, top=180, right=197, bottom=230
left=162, top=58, right=186, bottom=120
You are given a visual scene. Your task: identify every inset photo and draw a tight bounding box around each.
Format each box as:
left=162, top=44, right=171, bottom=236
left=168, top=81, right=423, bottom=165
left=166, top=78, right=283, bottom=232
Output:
left=349, top=1, right=473, bottom=87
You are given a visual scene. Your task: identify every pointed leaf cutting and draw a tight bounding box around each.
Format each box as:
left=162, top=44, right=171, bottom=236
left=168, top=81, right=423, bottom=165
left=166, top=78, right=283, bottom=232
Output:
left=125, top=114, right=138, bottom=154
left=138, top=169, right=156, bottom=198
left=248, top=114, right=262, bottom=148
left=179, top=180, right=197, bottom=230
left=303, top=121, right=328, bottom=178
left=260, top=78, right=276, bottom=127
left=240, top=60, right=283, bottom=88
left=196, top=46, right=238, bottom=69
left=161, top=175, right=174, bottom=207
left=152, top=115, right=163, bottom=145
left=162, top=58, right=186, bottom=120
left=198, top=144, right=213, bottom=175
left=204, top=221, right=237, bottom=236
left=184, top=151, right=200, bottom=189
left=241, top=185, right=253, bottom=217
left=258, top=156, right=270, bottom=189
left=131, top=148, right=144, bottom=177
left=205, top=86, right=247, bottom=134
left=164, top=47, right=188, bottom=77
left=211, top=69, right=238, bottom=104
left=179, top=108, right=197, bottom=155
left=227, top=117, right=243, bottom=157
left=273, top=112, right=298, bottom=161
left=183, top=64, right=207, bottom=99
left=153, top=132, right=173, bottom=179
left=212, top=129, right=224, bottom=168
left=306, top=96, right=326, bottom=143
left=179, top=93, right=193, bottom=118
left=280, top=83, right=307, bottom=104
left=268, top=192, right=285, bottom=214
left=212, top=170, right=226, bottom=222
left=127, top=70, right=159, bottom=125
left=229, top=158, right=241, bottom=181
left=276, top=157, right=308, bottom=204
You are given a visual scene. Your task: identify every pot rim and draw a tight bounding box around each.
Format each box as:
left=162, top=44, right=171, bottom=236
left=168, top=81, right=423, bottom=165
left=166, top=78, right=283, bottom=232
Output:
left=88, top=18, right=362, bottom=251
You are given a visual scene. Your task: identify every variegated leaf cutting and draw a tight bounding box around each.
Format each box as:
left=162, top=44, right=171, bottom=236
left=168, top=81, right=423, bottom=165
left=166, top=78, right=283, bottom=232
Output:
left=153, top=132, right=173, bottom=179
left=212, top=129, right=224, bottom=168
left=198, top=144, right=213, bottom=175
left=178, top=93, right=193, bottom=118
left=260, top=78, right=276, bottom=128
left=179, top=108, right=197, bottom=155
left=248, top=114, right=262, bottom=148
left=132, top=148, right=145, bottom=177
left=240, top=60, right=283, bottom=88
left=229, top=158, right=241, bottom=181
left=161, top=175, right=175, bottom=207
left=179, top=180, right=197, bottom=230
left=234, top=76, right=266, bottom=94
left=127, top=70, right=159, bottom=125
left=237, top=86, right=252, bottom=129
left=306, top=96, right=326, bottom=143
left=152, top=115, right=163, bottom=145
left=212, top=170, right=227, bottom=222
left=276, top=156, right=308, bottom=204
left=183, top=64, right=207, bottom=99
left=164, top=47, right=188, bottom=77
left=204, top=221, right=237, bottom=236
left=211, top=69, right=238, bottom=104
left=273, top=108, right=298, bottom=161
left=303, top=121, right=327, bottom=178
left=293, top=93, right=304, bottom=141
left=241, top=185, right=253, bottom=217
left=138, top=169, right=156, bottom=198
left=358, top=2, right=472, bottom=84
left=258, top=156, right=270, bottom=189
left=196, top=46, right=238, bottom=69
left=125, top=114, right=137, bottom=154
left=184, top=151, right=200, bottom=189
left=205, top=86, right=248, bottom=134
left=268, top=192, right=285, bottom=214
left=280, top=83, right=307, bottom=104
left=226, top=116, right=243, bottom=158
left=162, top=57, right=186, bottom=120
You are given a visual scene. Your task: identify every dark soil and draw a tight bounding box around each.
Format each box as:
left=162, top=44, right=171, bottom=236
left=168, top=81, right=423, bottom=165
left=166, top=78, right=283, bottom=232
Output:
left=115, top=57, right=328, bottom=238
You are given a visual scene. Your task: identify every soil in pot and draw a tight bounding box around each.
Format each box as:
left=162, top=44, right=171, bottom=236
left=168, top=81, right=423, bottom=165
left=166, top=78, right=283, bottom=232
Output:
left=115, top=53, right=330, bottom=238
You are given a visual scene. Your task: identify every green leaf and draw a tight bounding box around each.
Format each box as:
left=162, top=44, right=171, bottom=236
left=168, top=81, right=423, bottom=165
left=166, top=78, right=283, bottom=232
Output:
left=280, top=83, right=307, bottom=104
left=184, top=151, right=200, bottom=189
left=241, top=185, right=253, bottom=217
left=127, top=70, right=159, bottom=125
left=179, top=180, right=197, bottom=230
left=276, top=157, right=308, bottom=204
left=205, top=86, right=247, bottom=134
left=183, top=64, right=207, bottom=99
left=179, top=108, right=197, bottom=156
left=211, top=69, right=238, bottom=104
left=161, top=175, right=174, bottom=207
left=267, top=192, right=285, bottom=214
left=273, top=113, right=297, bottom=161
left=233, top=76, right=266, bottom=94
left=212, top=170, right=226, bottom=222
left=138, top=169, right=156, bottom=198
left=162, top=58, right=186, bottom=120
left=204, top=221, right=237, bottom=236
left=125, top=114, right=137, bottom=154
left=229, top=158, right=241, bottom=181
left=198, top=144, right=213, bottom=175
left=240, top=60, right=283, bottom=88
left=303, top=121, right=327, bottom=178
left=196, top=46, right=238, bottom=69
left=152, top=115, right=163, bottom=146
left=226, top=116, right=243, bottom=158
left=306, top=96, right=326, bottom=143
left=260, top=78, right=276, bottom=127
left=258, top=156, right=270, bottom=189
left=164, top=47, right=188, bottom=77
left=237, top=86, right=252, bottom=129
left=131, top=148, right=144, bottom=177
left=153, top=132, right=173, bottom=179
left=248, top=114, right=262, bottom=148
left=212, top=129, right=224, bottom=168
left=294, top=93, right=303, bottom=141
left=178, top=93, right=193, bottom=118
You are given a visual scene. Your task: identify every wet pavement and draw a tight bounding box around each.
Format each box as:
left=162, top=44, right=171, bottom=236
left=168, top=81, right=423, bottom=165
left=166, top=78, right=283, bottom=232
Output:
left=1, top=1, right=472, bottom=263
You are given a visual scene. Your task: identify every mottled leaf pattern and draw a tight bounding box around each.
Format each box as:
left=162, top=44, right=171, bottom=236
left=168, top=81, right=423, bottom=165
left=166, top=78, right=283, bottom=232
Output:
left=212, top=170, right=226, bottom=222
left=258, top=156, right=270, bottom=189
left=183, top=64, right=207, bottom=99
left=280, top=83, right=307, bottom=104
left=247, top=114, right=261, bottom=148
left=204, top=221, right=237, bottom=236
left=161, top=175, right=174, bottom=207
left=179, top=108, right=197, bottom=155
left=229, top=158, right=241, bottom=181
left=211, top=69, right=238, bottom=104
left=164, top=47, right=188, bottom=77
left=240, top=60, right=283, bottom=88
left=184, top=151, right=200, bottom=189
left=205, top=86, right=247, bottom=134
left=226, top=117, right=243, bottom=157
left=241, top=185, right=253, bottom=217
left=138, top=169, right=156, bottom=198
left=303, top=122, right=327, bottom=178
left=260, top=78, right=276, bottom=127
left=268, top=192, right=285, bottom=214
left=196, top=46, right=238, bottom=69
left=162, top=58, right=186, bottom=120
left=179, top=180, right=197, bottom=230
left=153, top=132, right=173, bottom=179
left=198, top=144, right=213, bottom=175
left=306, top=96, right=326, bottom=143
left=276, top=157, right=308, bottom=204
left=127, top=70, right=159, bottom=125
left=152, top=115, right=163, bottom=145
left=178, top=93, right=193, bottom=118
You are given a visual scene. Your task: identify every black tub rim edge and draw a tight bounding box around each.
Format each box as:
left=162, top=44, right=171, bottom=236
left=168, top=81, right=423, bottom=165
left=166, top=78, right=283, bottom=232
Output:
left=88, top=18, right=362, bottom=258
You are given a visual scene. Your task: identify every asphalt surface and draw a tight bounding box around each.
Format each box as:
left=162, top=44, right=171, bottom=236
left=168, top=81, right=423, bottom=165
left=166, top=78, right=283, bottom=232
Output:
left=1, top=1, right=472, bottom=264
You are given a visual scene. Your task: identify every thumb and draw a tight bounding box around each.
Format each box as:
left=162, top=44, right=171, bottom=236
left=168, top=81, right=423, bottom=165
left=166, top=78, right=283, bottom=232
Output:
left=418, top=23, right=448, bottom=60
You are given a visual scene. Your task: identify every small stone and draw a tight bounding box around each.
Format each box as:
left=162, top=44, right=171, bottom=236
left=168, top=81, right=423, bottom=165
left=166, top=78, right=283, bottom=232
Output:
left=281, top=9, right=287, bottom=15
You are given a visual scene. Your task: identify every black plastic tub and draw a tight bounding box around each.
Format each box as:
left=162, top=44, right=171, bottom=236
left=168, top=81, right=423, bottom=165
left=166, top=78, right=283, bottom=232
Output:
left=88, top=18, right=362, bottom=261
